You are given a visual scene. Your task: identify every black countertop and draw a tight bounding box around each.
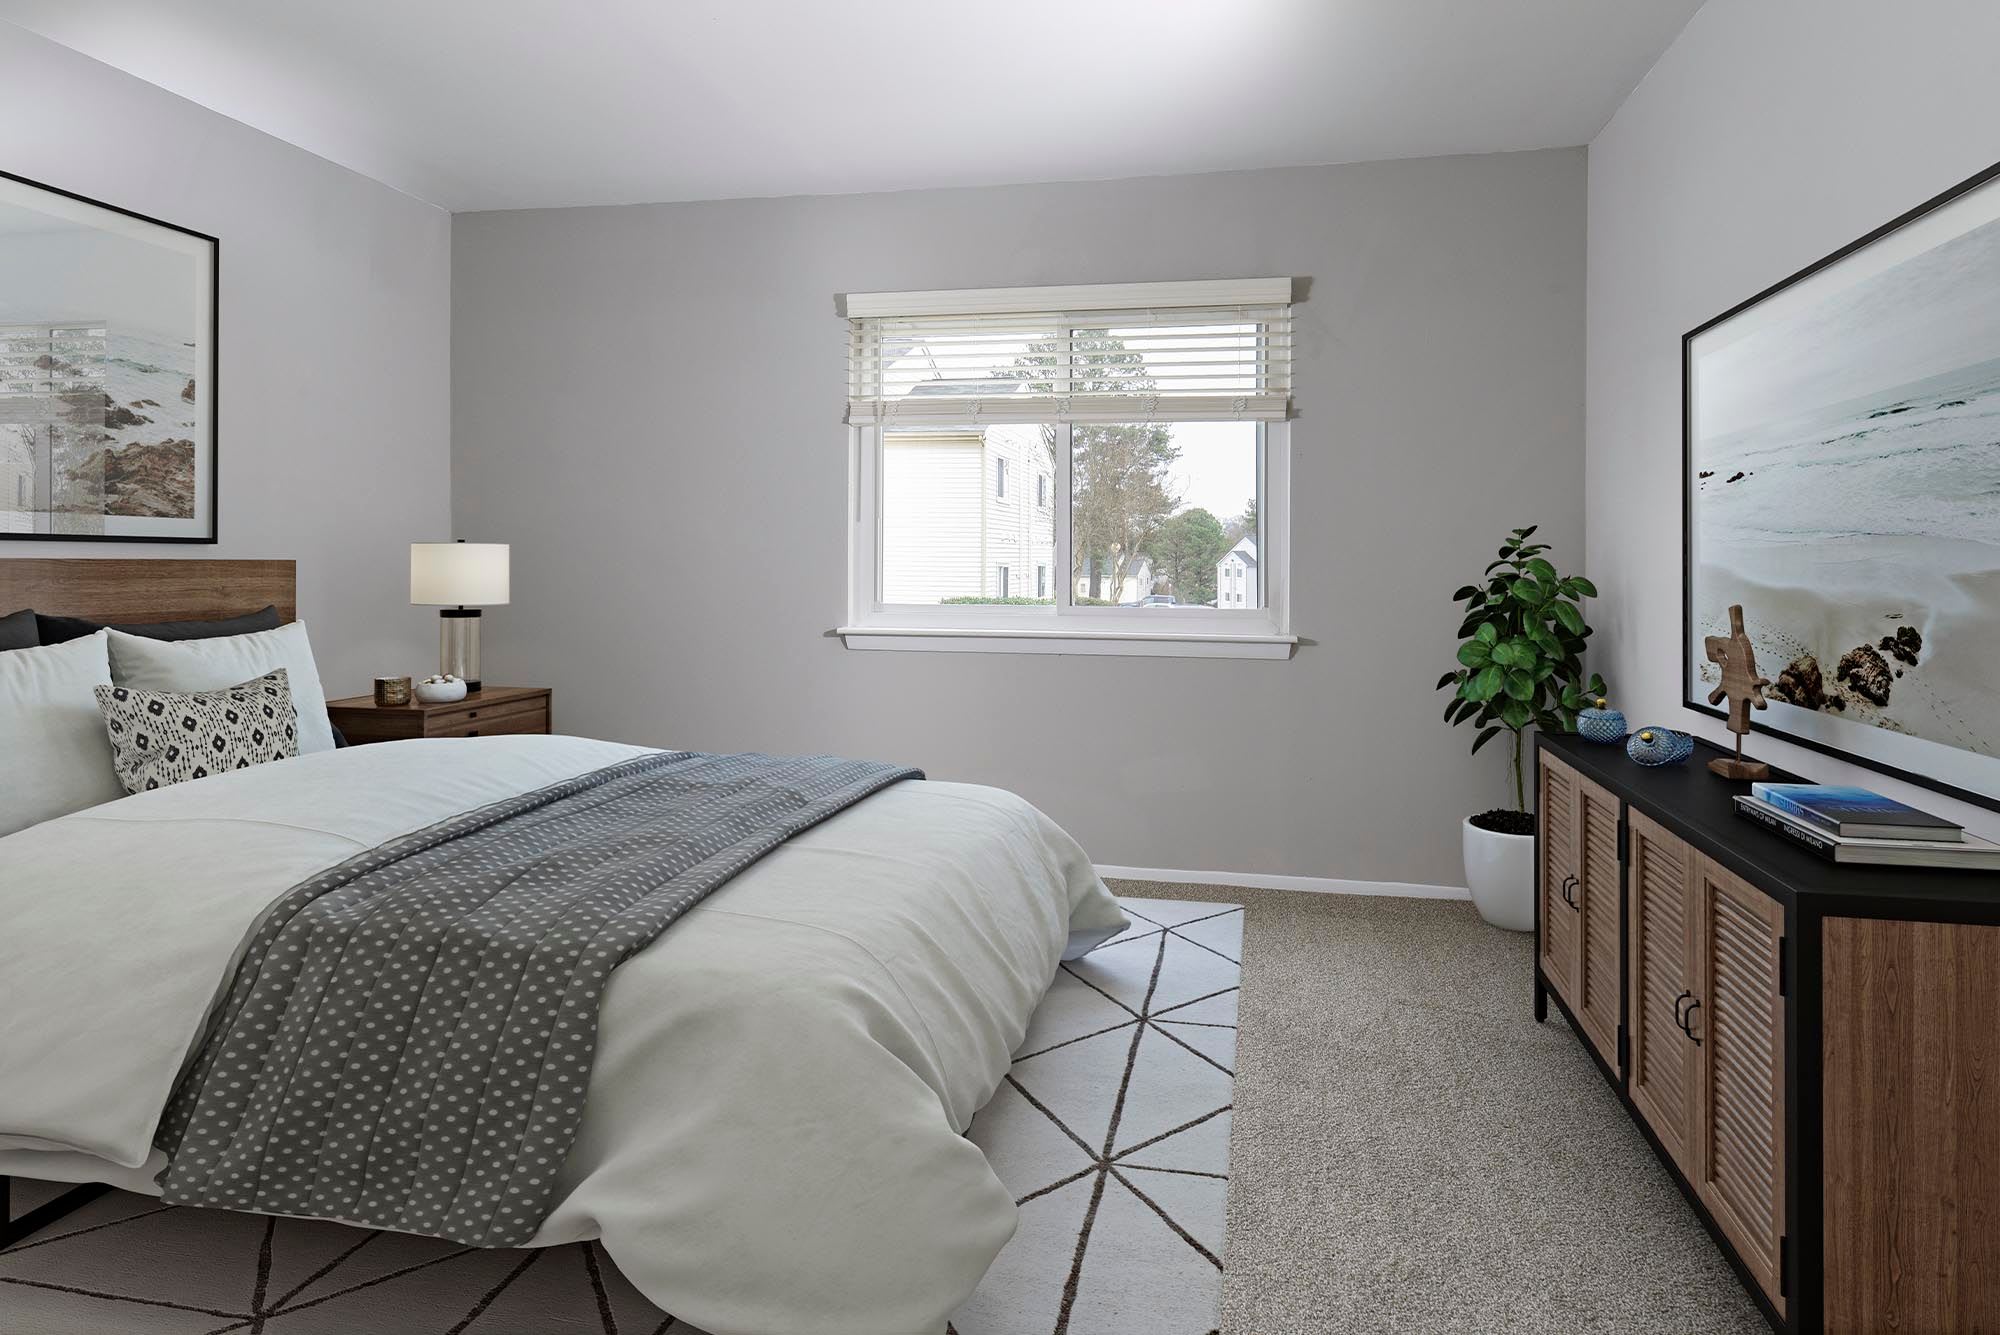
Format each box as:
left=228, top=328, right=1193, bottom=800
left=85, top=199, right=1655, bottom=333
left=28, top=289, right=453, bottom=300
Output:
left=1538, top=729, right=2000, bottom=917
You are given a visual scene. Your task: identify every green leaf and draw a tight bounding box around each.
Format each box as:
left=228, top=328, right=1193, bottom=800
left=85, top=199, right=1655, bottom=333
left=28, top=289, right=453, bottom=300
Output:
left=1505, top=670, right=1535, bottom=701
left=1469, top=725, right=1503, bottom=755
left=1436, top=670, right=1460, bottom=691
left=1560, top=685, right=1583, bottom=709
left=1567, top=576, right=1599, bottom=598
left=1586, top=672, right=1607, bottom=695
left=1551, top=600, right=1586, bottom=635
left=1457, top=641, right=1490, bottom=668
left=1452, top=698, right=1483, bottom=725
left=1500, top=700, right=1531, bottom=730
left=1452, top=585, right=1480, bottom=603
left=1456, top=615, right=1486, bottom=640
left=1510, top=578, right=1546, bottom=604
left=1470, top=665, right=1505, bottom=700
left=1475, top=622, right=1499, bottom=645
left=1525, top=557, right=1558, bottom=583
left=1515, top=524, right=1538, bottom=541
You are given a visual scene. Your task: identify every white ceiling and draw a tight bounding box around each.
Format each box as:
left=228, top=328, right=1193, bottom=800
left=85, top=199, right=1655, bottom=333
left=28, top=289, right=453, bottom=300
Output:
left=0, top=0, right=1703, bottom=213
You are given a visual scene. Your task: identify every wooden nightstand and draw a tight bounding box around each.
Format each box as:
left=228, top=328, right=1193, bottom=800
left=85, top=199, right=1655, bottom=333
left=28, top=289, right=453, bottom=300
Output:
left=325, top=685, right=552, bottom=745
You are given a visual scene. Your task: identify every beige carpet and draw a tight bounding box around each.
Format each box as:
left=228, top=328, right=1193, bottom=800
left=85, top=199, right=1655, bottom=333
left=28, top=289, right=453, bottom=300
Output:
left=1108, top=880, right=1768, bottom=1335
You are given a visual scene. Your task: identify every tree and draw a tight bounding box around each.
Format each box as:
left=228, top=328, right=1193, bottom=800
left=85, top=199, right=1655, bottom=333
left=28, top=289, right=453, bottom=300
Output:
left=1071, top=422, right=1178, bottom=598
left=1150, top=507, right=1230, bottom=605
left=1224, top=498, right=1258, bottom=546
left=1002, top=332, right=1181, bottom=600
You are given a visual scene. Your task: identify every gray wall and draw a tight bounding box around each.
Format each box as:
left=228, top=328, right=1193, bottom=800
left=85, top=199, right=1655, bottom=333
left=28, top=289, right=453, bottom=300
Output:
left=1586, top=0, right=2000, bottom=840
left=454, top=149, right=1586, bottom=885
left=0, top=23, right=452, bottom=695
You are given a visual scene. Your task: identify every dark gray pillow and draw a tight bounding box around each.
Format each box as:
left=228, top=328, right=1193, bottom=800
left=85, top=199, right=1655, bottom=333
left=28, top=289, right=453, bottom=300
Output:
left=37, top=604, right=283, bottom=646
left=0, top=607, right=38, bottom=652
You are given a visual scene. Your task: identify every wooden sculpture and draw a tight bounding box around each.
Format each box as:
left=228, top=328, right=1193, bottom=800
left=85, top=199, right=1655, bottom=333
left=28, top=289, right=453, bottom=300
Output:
left=1704, top=604, right=1772, bottom=781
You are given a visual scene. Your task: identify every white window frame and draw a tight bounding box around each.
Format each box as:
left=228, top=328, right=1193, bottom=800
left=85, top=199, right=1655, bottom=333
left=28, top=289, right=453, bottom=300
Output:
left=839, top=278, right=1295, bottom=659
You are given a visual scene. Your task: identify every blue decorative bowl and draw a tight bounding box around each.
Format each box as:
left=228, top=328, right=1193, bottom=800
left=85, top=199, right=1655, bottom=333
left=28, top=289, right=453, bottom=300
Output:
left=1626, top=727, right=1694, bottom=766
left=1577, top=699, right=1627, bottom=744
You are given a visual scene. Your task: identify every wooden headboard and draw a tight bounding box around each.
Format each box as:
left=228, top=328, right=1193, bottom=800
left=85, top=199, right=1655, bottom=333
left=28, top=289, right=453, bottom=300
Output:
left=0, top=558, right=296, bottom=625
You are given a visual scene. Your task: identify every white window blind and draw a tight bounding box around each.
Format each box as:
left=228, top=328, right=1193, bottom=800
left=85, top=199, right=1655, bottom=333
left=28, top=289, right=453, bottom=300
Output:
left=845, top=278, right=1292, bottom=426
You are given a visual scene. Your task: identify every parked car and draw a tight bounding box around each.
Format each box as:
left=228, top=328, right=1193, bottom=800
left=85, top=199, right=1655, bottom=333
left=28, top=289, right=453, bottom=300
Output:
left=1124, top=594, right=1178, bottom=608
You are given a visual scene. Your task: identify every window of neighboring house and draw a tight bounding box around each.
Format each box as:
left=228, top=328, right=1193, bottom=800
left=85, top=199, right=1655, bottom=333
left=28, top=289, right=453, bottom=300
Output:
left=843, top=277, right=1294, bottom=658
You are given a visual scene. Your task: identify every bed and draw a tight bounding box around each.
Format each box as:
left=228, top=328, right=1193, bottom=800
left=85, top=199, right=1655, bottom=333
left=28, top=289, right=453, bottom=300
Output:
left=0, top=558, right=1127, bottom=1335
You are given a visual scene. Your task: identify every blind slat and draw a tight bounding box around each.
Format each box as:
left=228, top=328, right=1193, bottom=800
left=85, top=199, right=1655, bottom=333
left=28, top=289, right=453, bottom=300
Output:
left=847, top=290, right=1293, bottom=426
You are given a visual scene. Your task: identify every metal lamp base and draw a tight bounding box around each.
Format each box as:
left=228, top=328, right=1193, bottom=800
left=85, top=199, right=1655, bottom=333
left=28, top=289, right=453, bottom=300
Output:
left=439, top=607, right=482, bottom=692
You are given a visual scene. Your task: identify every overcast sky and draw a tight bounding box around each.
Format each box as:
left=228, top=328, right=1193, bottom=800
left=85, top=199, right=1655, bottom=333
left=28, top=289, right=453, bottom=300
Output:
left=1697, top=204, right=2000, bottom=441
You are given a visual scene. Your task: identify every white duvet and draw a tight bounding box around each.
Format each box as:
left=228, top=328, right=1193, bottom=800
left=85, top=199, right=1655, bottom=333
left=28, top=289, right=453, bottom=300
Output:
left=0, top=735, right=1127, bottom=1335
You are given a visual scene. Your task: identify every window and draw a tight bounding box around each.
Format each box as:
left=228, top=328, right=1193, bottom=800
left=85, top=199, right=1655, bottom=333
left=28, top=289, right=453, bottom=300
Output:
left=843, top=278, right=1293, bottom=658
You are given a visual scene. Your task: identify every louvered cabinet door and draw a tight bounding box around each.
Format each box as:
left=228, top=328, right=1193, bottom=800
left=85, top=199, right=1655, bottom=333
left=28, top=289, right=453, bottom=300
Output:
left=1626, top=811, right=1697, bottom=1178
left=1692, top=855, right=1787, bottom=1316
left=1536, top=752, right=1580, bottom=1009
left=1571, top=775, right=1623, bottom=1070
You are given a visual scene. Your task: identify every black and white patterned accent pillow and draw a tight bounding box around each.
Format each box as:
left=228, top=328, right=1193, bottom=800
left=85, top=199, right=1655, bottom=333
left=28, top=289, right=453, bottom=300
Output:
left=94, top=668, right=300, bottom=794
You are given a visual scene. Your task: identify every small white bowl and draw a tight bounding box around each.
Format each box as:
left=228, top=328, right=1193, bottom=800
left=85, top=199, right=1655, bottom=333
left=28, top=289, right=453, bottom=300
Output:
left=414, top=676, right=467, bottom=704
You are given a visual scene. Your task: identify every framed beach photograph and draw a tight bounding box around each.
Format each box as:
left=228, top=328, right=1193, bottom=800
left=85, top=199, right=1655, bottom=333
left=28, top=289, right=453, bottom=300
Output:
left=1685, top=158, right=2000, bottom=811
left=0, top=170, right=218, bottom=542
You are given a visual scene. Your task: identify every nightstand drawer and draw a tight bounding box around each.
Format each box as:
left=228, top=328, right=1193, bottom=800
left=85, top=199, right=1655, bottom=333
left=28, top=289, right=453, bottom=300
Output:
left=426, top=694, right=548, bottom=731
left=430, top=706, right=548, bottom=739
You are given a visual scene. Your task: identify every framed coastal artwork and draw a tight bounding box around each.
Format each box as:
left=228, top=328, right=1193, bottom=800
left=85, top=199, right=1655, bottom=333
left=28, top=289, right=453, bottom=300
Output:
left=1685, top=158, right=2000, bottom=811
left=0, top=170, right=217, bottom=543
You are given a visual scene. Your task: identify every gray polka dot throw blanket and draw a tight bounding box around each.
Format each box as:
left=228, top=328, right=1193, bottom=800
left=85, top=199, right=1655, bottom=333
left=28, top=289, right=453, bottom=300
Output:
left=152, top=750, right=921, bottom=1246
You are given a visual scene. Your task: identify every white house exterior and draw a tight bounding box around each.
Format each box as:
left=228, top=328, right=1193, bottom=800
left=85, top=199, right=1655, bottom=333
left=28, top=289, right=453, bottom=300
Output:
left=1075, top=553, right=1154, bottom=606
left=880, top=422, right=1056, bottom=603
left=1217, top=536, right=1258, bottom=609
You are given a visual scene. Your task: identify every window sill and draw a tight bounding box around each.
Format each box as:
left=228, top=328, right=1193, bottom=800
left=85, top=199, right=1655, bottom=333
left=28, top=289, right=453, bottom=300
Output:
left=836, top=626, right=1297, bottom=659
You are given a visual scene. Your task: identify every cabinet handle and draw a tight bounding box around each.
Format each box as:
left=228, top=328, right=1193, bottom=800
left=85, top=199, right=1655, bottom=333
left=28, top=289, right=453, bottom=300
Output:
left=1673, top=990, right=1692, bottom=1024
left=1559, top=874, right=1578, bottom=909
left=1678, top=998, right=1702, bottom=1045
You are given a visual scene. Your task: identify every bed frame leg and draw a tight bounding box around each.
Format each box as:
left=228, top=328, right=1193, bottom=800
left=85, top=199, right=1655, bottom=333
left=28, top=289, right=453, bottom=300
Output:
left=0, top=1176, right=113, bottom=1248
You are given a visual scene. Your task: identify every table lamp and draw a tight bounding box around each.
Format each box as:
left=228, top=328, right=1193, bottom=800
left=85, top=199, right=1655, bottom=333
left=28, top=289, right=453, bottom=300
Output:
left=410, top=540, right=509, bottom=692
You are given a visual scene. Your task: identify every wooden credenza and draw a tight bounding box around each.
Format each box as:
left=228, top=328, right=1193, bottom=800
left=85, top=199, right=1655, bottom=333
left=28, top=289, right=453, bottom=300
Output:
left=1534, top=730, right=2000, bottom=1335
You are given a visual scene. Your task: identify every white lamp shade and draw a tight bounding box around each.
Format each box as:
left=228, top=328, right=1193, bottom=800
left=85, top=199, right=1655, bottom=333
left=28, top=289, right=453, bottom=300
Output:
left=411, top=542, right=510, bottom=606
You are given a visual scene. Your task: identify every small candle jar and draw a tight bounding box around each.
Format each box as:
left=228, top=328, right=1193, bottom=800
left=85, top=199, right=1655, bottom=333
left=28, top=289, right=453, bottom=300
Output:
left=374, top=675, right=412, bottom=707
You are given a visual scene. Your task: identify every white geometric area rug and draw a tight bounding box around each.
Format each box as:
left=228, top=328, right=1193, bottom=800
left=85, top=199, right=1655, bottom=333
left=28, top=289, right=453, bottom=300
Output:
left=0, top=898, right=1239, bottom=1335
left=952, top=896, right=1240, bottom=1335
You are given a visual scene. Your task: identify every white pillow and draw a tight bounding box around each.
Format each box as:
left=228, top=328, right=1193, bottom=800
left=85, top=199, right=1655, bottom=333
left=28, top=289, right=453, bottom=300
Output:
left=107, top=621, right=336, bottom=755
left=0, top=630, right=123, bottom=837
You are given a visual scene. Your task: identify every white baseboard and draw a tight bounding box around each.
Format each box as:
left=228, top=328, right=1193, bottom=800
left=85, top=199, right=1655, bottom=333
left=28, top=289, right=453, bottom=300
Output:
left=1094, top=864, right=1471, bottom=901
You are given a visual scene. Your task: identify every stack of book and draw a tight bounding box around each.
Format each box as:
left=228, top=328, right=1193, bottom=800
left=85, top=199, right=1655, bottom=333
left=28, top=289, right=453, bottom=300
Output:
left=1734, top=783, right=2000, bottom=868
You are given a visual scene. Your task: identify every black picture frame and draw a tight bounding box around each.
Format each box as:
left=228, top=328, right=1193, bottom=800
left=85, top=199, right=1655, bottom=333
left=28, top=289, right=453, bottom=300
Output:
left=0, top=168, right=219, bottom=545
left=1682, top=156, right=2000, bottom=815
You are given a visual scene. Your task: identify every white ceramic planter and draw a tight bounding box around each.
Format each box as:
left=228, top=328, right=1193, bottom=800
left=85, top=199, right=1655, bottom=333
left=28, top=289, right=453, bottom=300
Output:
left=1462, top=816, right=1536, bottom=932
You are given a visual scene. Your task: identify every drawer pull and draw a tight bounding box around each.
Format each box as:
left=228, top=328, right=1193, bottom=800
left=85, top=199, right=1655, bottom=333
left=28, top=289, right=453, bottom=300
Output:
left=1678, top=997, right=1702, bottom=1045
left=1673, top=989, right=1692, bottom=1025
left=1559, top=874, right=1579, bottom=909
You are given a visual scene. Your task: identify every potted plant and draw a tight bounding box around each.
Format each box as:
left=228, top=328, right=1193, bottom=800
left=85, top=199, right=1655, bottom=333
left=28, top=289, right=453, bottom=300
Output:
left=1437, top=525, right=1604, bottom=931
